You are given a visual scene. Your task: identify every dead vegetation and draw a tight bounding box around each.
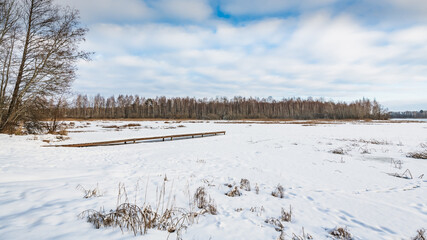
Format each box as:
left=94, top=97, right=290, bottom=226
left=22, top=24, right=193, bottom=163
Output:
left=196, top=159, right=206, bottom=164
left=194, top=187, right=217, bottom=215
left=225, top=186, right=242, bottom=197
left=10, top=121, right=71, bottom=136
left=102, top=123, right=141, bottom=130
left=359, top=139, right=391, bottom=145
left=338, top=138, right=392, bottom=145
left=406, top=150, right=427, bottom=159
left=240, top=179, right=251, bottom=191
left=265, top=217, right=284, bottom=232
left=412, top=228, right=426, bottom=240
left=255, top=183, right=260, bottom=194
left=272, top=184, right=285, bottom=198
left=387, top=169, right=413, bottom=179
left=391, top=159, right=403, bottom=169
left=292, top=227, right=313, bottom=240
left=55, top=135, right=70, bottom=141
left=329, top=226, right=352, bottom=239
left=216, top=120, right=343, bottom=125
left=234, top=208, right=243, bottom=212
left=79, top=182, right=216, bottom=237
left=359, top=146, right=371, bottom=154
left=265, top=206, right=293, bottom=240
left=250, top=206, right=265, bottom=216
left=76, top=184, right=103, bottom=198
left=331, top=148, right=346, bottom=155
left=281, top=205, right=292, bottom=222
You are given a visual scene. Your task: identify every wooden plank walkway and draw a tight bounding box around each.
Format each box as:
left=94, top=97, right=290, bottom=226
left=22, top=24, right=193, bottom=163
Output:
left=43, top=131, right=226, bottom=147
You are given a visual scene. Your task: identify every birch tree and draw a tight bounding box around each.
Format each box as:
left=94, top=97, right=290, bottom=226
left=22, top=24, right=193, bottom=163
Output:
left=0, top=0, right=90, bottom=132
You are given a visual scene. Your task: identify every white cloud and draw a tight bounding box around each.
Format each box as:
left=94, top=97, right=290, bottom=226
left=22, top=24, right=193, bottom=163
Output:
left=219, top=0, right=337, bottom=15
left=150, top=0, right=212, bottom=21
left=55, top=0, right=213, bottom=23
left=68, top=4, right=427, bottom=110
left=55, top=0, right=154, bottom=23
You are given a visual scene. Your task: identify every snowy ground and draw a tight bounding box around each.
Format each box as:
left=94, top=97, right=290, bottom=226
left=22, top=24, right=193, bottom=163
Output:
left=0, top=120, right=426, bottom=239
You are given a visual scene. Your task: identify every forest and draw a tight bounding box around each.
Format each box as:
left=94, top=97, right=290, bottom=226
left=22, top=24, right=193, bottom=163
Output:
left=52, top=94, right=390, bottom=120
left=390, top=110, right=427, bottom=119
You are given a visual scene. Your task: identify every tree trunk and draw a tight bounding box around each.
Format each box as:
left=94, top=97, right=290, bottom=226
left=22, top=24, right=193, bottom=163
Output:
left=0, top=0, right=33, bottom=131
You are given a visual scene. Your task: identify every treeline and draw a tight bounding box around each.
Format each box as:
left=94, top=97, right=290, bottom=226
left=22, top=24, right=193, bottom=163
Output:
left=59, top=95, right=389, bottom=120
left=390, top=111, right=427, bottom=119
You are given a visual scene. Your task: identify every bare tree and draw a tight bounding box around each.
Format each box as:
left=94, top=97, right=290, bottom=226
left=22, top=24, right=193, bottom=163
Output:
left=64, top=94, right=389, bottom=120
left=0, top=0, right=19, bottom=122
left=0, top=0, right=90, bottom=132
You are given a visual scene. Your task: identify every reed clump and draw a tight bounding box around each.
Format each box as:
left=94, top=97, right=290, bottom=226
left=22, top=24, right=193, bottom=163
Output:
left=79, top=182, right=216, bottom=237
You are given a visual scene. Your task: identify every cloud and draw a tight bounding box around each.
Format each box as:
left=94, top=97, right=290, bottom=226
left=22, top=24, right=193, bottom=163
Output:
left=149, top=0, right=212, bottom=21
left=58, top=0, right=426, bottom=110
left=55, top=0, right=213, bottom=23
left=219, top=0, right=337, bottom=15
left=55, top=0, right=154, bottom=23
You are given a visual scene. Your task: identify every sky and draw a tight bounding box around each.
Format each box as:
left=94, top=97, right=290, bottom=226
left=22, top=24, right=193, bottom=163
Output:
left=55, top=0, right=427, bottom=111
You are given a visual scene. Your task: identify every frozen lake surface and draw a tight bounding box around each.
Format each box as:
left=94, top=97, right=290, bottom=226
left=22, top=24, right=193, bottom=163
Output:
left=0, top=120, right=426, bottom=239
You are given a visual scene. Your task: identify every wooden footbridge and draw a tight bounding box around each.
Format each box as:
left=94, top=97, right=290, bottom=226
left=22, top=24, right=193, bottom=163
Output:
left=43, top=131, right=226, bottom=147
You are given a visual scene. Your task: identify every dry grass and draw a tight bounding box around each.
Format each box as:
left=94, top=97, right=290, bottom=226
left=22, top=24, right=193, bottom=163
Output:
left=79, top=202, right=193, bottom=236
left=194, top=187, right=217, bottom=215
left=407, top=150, right=427, bottom=159
left=412, top=228, right=426, bottom=240
left=359, top=139, right=391, bottom=145
left=57, top=128, right=68, bottom=136
left=255, top=183, right=260, bottom=194
left=391, top=159, right=403, bottom=169
left=249, top=206, right=265, bottom=216
left=281, top=205, right=292, bottom=222
left=102, top=125, right=119, bottom=129
left=76, top=184, right=103, bottom=198
left=12, top=123, right=26, bottom=135
left=359, top=146, right=371, bottom=154
left=102, top=123, right=141, bottom=130
left=265, top=206, right=296, bottom=239
left=265, top=217, right=284, bottom=232
left=55, top=135, right=70, bottom=141
left=79, top=182, right=215, bottom=237
left=292, top=227, right=313, bottom=240
left=388, top=169, right=413, bottom=179
left=240, top=179, right=251, bottom=191
left=215, top=119, right=345, bottom=125
left=196, top=159, right=206, bottom=164
left=272, top=184, right=285, bottom=198
left=225, top=186, right=242, bottom=197
left=58, top=118, right=196, bottom=122
left=338, top=138, right=392, bottom=145
left=215, top=119, right=426, bottom=125
left=329, top=226, right=352, bottom=239
left=331, top=148, right=346, bottom=155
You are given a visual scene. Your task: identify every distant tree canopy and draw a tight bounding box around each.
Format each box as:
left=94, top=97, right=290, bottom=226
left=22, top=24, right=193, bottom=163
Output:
left=63, top=95, right=389, bottom=120
left=0, top=0, right=90, bottom=132
left=390, top=110, right=427, bottom=119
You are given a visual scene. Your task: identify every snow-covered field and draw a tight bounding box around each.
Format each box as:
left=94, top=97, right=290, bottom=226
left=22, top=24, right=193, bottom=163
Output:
left=0, top=120, right=426, bottom=239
